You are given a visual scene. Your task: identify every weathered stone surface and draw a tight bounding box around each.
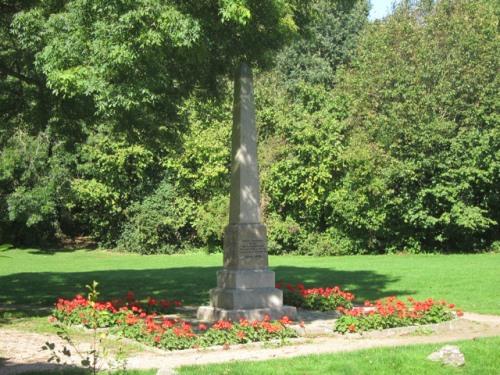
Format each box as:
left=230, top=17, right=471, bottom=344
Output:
left=210, top=287, right=282, bottom=310
left=217, top=269, right=275, bottom=289
left=228, top=62, right=260, bottom=225
left=223, top=224, right=268, bottom=269
left=427, top=345, right=465, bottom=367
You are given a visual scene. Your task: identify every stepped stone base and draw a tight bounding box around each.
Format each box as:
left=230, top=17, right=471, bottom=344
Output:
left=197, top=305, right=297, bottom=322
left=197, top=267, right=294, bottom=321
left=210, top=287, right=282, bottom=310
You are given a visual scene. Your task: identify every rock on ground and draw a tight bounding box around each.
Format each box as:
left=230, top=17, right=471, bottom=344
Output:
left=427, top=345, right=465, bottom=367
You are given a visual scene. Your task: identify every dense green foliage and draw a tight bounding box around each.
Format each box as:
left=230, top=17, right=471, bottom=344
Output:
left=1, top=0, right=498, bottom=253
left=334, top=0, right=499, bottom=252
left=0, top=0, right=301, bottom=247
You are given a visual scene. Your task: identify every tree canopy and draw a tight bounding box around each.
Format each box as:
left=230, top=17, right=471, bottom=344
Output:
left=0, top=0, right=498, bottom=254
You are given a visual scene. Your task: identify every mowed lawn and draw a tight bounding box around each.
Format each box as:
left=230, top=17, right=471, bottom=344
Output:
left=179, top=336, right=500, bottom=375
left=0, top=245, right=498, bottom=315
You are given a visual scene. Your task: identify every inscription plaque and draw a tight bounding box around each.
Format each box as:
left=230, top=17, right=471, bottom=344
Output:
left=223, top=223, right=268, bottom=269
left=239, top=239, right=266, bottom=260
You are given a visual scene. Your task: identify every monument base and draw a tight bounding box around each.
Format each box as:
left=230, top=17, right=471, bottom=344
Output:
left=197, top=305, right=297, bottom=322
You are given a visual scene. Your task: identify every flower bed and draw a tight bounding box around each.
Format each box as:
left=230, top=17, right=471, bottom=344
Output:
left=334, top=296, right=463, bottom=334
left=116, top=315, right=296, bottom=350
left=276, top=282, right=355, bottom=311
left=51, top=283, right=463, bottom=347
left=53, top=291, right=180, bottom=328
left=52, top=291, right=297, bottom=351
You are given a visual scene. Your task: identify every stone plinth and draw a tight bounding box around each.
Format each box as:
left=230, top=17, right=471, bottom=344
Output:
left=196, top=62, right=296, bottom=322
left=197, top=305, right=297, bottom=322
left=217, top=269, right=275, bottom=289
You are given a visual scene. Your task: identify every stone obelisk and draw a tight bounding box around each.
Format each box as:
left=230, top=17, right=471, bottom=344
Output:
left=197, top=63, right=296, bottom=321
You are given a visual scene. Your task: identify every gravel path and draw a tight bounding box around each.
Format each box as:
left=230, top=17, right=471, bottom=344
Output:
left=1, top=312, right=499, bottom=374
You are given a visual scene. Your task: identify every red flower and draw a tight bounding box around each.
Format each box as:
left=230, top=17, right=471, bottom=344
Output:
left=126, top=314, right=138, bottom=325
left=236, top=331, right=245, bottom=339
left=348, top=324, right=356, bottom=333
left=262, top=322, right=281, bottom=333
left=198, top=323, right=208, bottom=331
left=173, top=327, right=184, bottom=337
left=456, top=310, right=464, bottom=317
left=213, top=320, right=233, bottom=330
left=279, top=316, right=292, bottom=325
left=239, top=318, right=249, bottom=327
left=162, top=319, right=174, bottom=328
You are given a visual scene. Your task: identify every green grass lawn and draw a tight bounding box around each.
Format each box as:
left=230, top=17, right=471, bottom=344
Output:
left=1, top=246, right=499, bottom=374
left=0, top=245, right=499, bottom=316
left=178, top=336, right=500, bottom=375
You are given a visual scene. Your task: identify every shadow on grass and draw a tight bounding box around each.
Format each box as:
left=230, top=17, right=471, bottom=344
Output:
left=0, top=359, right=153, bottom=374
left=25, top=247, right=98, bottom=256
left=0, top=244, right=14, bottom=252
left=1, top=240, right=98, bottom=256
left=0, top=360, right=88, bottom=374
left=0, top=266, right=414, bottom=315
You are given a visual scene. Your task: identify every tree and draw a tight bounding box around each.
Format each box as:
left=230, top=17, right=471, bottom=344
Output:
left=0, top=0, right=302, bottom=245
left=333, top=0, right=499, bottom=252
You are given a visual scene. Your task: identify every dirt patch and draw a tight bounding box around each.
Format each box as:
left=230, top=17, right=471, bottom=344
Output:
left=0, top=312, right=499, bottom=374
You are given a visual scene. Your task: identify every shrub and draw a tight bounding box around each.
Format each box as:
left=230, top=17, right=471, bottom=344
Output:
left=298, top=228, right=360, bottom=256
left=192, top=195, right=229, bottom=251
left=266, top=214, right=305, bottom=255
left=70, top=134, right=160, bottom=246
left=117, top=180, right=195, bottom=254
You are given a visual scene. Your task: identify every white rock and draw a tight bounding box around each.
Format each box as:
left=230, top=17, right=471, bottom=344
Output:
left=427, top=345, right=465, bottom=367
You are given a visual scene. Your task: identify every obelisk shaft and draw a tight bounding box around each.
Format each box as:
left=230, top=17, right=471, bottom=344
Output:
left=223, top=62, right=268, bottom=270
left=229, top=62, right=261, bottom=224
left=196, top=62, right=297, bottom=321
